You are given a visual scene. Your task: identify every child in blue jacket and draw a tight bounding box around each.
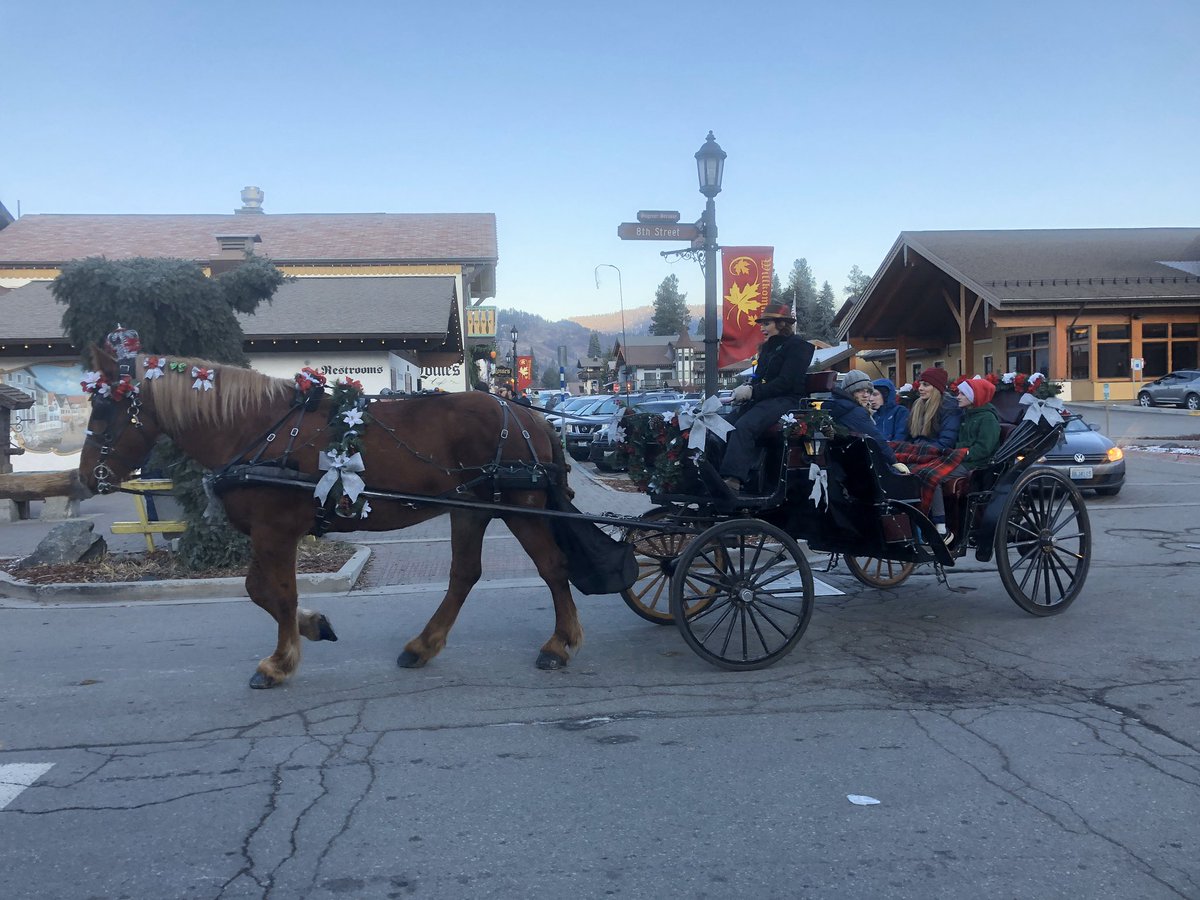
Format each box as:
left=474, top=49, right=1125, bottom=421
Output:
left=870, top=378, right=909, bottom=442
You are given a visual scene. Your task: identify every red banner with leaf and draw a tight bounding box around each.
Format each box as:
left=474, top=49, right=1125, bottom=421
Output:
left=718, top=246, right=774, bottom=369
left=516, top=355, right=534, bottom=391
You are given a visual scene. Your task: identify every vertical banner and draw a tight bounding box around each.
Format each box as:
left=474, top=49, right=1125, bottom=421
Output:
left=516, top=355, right=534, bottom=391
left=718, top=246, right=774, bottom=370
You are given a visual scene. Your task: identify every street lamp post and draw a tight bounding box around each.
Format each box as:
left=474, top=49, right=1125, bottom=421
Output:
left=695, top=131, right=727, bottom=398
left=594, top=264, right=627, bottom=394
left=510, top=324, right=519, bottom=392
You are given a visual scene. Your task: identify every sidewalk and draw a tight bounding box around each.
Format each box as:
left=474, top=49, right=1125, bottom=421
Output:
left=0, top=463, right=653, bottom=596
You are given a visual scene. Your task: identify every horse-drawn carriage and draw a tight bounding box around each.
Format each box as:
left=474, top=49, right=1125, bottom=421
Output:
left=611, top=375, right=1090, bottom=670
left=77, top=334, right=1089, bottom=686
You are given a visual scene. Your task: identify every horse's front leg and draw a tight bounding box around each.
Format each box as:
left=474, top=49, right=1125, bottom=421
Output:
left=398, top=509, right=489, bottom=668
left=244, top=529, right=305, bottom=689
left=503, top=512, right=583, bottom=670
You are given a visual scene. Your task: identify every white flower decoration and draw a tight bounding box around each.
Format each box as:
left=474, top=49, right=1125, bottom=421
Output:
left=341, top=407, right=365, bottom=428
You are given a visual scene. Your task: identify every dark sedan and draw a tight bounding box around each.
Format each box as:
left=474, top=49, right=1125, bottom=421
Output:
left=1036, top=416, right=1125, bottom=496
left=1136, top=370, right=1200, bottom=410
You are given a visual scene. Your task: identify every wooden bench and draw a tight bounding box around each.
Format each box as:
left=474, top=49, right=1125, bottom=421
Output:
left=110, top=478, right=187, bottom=552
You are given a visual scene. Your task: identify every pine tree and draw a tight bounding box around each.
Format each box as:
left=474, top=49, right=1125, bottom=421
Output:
left=587, top=331, right=601, bottom=357
left=785, top=259, right=819, bottom=337
left=814, top=281, right=837, bottom=343
left=844, top=264, right=871, bottom=299
left=649, top=274, right=689, bottom=336
left=54, top=255, right=286, bottom=571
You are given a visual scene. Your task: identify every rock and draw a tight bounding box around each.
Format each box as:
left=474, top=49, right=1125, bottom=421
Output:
left=16, top=520, right=108, bottom=570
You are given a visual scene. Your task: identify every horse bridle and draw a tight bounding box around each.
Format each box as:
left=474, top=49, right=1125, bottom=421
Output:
left=85, top=388, right=157, bottom=494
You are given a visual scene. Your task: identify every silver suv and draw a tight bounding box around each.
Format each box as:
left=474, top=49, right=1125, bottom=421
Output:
left=564, top=392, right=680, bottom=460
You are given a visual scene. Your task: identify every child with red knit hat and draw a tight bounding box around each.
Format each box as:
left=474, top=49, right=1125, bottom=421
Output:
left=954, top=377, right=1001, bottom=470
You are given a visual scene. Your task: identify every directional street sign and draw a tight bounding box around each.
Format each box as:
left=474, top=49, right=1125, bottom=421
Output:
left=637, top=210, right=681, bottom=224
left=617, top=222, right=701, bottom=242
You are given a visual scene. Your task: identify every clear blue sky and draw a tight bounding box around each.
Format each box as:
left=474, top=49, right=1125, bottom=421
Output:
left=2, top=0, right=1196, bottom=322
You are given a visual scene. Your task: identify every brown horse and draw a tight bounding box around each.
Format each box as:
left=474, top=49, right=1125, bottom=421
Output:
left=77, top=348, right=583, bottom=688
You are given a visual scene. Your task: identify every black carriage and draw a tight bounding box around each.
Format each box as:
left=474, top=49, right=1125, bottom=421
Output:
left=614, top=377, right=1091, bottom=671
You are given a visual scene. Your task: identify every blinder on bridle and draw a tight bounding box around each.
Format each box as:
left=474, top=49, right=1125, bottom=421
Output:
left=85, top=325, right=155, bottom=494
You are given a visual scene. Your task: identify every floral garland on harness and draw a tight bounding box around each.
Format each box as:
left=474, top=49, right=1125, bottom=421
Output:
left=294, top=367, right=374, bottom=520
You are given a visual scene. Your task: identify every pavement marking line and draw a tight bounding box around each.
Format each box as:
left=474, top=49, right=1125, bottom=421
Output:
left=0, top=763, right=54, bottom=810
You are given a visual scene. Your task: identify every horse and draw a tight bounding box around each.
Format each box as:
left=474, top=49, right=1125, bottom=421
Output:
left=77, top=346, right=585, bottom=688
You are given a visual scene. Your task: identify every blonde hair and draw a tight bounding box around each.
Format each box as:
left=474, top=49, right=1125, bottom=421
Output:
left=908, top=390, right=943, bottom=439
left=138, top=356, right=292, bottom=431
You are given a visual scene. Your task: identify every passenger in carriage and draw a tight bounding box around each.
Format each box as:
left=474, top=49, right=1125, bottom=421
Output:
left=903, top=367, right=962, bottom=449
left=830, top=370, right=908, bottom=473
left=952, top=377, right=1002, bottom=470
left=899, top=375, right=1002, bottom=544
left=719, top=301, right=815, bottom=493
left=870, top=378, right=909, bottom=441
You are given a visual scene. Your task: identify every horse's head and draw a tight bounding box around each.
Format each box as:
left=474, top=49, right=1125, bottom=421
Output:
left=78, top=346, right=162, bottom=495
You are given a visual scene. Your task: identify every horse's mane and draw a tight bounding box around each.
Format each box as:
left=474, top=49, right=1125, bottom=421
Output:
left=137, top=355, right=293, bottom=431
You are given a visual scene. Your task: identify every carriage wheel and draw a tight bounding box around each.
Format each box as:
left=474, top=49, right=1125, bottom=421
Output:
left=844, top=555, right=915, bottom=588
left=994, top=468, right=1091, bottom=616
left=669, top=519, right=814, bottom=670
left=619, top=508, right=716, bottom=625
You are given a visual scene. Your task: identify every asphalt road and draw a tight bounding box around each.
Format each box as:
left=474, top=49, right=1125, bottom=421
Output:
left=2, top=431, right=1199, bottom=898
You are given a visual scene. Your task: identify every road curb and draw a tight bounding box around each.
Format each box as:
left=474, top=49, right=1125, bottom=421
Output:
left=0, top=545, right=371, bottom=604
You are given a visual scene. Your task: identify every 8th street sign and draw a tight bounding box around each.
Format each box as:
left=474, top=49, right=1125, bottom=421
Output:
left=617, top=222, right=701, bottom=241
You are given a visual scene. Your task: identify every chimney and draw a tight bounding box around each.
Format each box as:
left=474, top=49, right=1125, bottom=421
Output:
left=210, top=233, right=262, bottom=274
left=235, top=186, right=265, bottom=214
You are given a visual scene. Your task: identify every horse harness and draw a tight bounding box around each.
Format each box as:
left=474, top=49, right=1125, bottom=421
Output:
left=208, top=390, right=561, bottom=535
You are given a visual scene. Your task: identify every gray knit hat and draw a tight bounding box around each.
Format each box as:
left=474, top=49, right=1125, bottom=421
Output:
left=842, top=370, right=872, bottom=393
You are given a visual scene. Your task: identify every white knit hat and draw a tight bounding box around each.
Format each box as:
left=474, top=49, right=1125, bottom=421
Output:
left=958, top=380, right=974, bottom=404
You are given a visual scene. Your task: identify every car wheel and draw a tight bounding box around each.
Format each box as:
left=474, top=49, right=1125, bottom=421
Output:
left=1137, top=392, right=1152, bottom=407
left=568, top=446, right=590, bottom=461
left=1187, top=393, right=1200, bottom=411
left=1094, top=485, right=1122, bottom=497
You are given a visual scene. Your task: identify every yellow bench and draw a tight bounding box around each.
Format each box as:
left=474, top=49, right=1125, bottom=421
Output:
left=111, top=478, right=187, bottom=552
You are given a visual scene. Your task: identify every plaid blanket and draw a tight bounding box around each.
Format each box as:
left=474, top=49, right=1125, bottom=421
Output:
left=890, top=441, right=970, bottom=511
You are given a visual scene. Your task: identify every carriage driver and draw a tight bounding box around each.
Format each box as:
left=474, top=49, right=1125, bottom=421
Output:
left=720, top=301, right=815, bottom=494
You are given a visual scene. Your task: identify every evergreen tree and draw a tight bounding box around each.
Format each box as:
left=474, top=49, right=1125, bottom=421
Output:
left=587, top=331, right=601, bottom=357
left=649, top=274, right=689, bottom=336
left=785, top=259, right=819, bottom=337
left=694, top=316, right=705, bottom=337
left=770, top=271, right=784, bottom=305
left=54, top=255, right=286, bottom=571
left=814, top=281, right=837, bottom=343
left=844, top=264, right=871, bottom=299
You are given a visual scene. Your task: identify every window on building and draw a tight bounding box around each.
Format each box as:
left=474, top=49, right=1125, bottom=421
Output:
left=1069, top=326, right=1090, bottom=380
left=983, top=355, right=993, bottom=375
left=1172, top=324, right=1199, bottom=370
left=1006, top=331, right=1050, bottom=375
left=912, top=363, right=922, bottom=383
left=887, top=365, right=897, bottom=382
left=1096, top=323, right=1131, bottom=379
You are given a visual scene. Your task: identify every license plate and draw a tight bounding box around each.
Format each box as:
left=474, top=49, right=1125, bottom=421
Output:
left=1069, top=466, right=1093, bottom=480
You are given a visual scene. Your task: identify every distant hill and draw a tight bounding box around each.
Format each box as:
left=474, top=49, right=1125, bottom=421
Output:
left=569, top=303, right=706, bottom=335
left=490, top=304, right=706, bottom=386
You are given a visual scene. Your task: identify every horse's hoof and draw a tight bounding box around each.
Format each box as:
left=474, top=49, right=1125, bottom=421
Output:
left=397, top=650, right=427, bottom=669
left=249, top=671, right=279, bottom=690
left=316, top=614, right=338, bottom=642
left=536, top=651, right=567, bottom=670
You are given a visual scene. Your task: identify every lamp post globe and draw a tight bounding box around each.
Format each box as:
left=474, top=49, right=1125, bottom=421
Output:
left=695, top=131, right=726, bottom=199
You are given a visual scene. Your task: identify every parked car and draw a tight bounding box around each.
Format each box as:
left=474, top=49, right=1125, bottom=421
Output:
left=565, top=392, right=679, bottom=461
left=589, top=398, right=695, bottom=471
left=546, top=395, right=605, bottom=436
left=1136, top=370, right=1200, bottom=410
left=1035, top=415, right=1125, bottom=496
